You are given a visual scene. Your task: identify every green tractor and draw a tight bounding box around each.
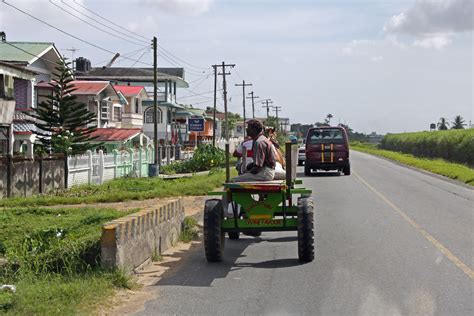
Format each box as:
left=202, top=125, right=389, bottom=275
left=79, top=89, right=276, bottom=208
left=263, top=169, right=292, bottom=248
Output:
left=204, top=142, right=314, bottom=263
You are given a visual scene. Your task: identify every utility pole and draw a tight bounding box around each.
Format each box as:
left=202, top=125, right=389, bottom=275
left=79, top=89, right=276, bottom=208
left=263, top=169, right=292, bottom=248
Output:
left=272, top=106, right=282, bottom=132
left=212, top=65, right=217, bottom=147
left=246, top=91, right=259, bottom=119
left=261, top=99, right=273, bottom=118
left=213, top=62, right=235, bottom=142
left=235, top=80, right=252, bottom=138
left=153, top=36, right=158, bottom=171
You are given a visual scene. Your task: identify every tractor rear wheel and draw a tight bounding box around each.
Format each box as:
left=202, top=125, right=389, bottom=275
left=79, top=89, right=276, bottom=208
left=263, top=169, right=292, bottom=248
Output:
left=204, top=199, right=225, bottom=262
left=297, top=197, right=315, bottom=263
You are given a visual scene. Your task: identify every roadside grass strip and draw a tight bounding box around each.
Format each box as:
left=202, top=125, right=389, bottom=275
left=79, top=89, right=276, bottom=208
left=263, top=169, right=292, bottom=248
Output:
left=351, top=143, right=474, bottom=186
left=0, top=169, right=230, bottom=208
left=0, top=207, right=135, bottom=315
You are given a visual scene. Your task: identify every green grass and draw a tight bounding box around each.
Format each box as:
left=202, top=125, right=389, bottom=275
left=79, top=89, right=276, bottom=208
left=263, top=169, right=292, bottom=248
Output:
left=0, top=169, right=231, bottom=208
left=0, top=207, right=135, bottom=315
left=179, top=216, right=200, bottom=243
left=351, top=142, right=474, bottom=186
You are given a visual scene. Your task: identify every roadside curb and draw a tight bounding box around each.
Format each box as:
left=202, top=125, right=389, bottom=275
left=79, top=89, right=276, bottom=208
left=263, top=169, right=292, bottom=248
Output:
left=158, top=170, right=210, bottom=180
left=100, top=199, right=185, bottom=272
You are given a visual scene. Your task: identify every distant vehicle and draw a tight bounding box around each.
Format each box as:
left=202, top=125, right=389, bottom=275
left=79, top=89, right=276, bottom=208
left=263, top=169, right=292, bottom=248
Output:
left=304, top=126, right=350, bottom=176
left=298, top=139, right=306, bottom=166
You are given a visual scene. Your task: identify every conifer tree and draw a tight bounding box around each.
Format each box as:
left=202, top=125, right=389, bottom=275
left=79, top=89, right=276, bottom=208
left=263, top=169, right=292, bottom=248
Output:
left=30, top=60, right=98, bottom=154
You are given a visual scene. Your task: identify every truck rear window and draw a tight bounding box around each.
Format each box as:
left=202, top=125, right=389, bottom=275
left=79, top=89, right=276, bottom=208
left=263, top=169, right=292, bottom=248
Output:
left=308, top=129, right=344, bottom=144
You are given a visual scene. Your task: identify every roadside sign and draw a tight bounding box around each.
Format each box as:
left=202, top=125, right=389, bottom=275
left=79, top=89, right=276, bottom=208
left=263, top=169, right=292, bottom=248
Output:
left=189, top=118, right=205, bottom=132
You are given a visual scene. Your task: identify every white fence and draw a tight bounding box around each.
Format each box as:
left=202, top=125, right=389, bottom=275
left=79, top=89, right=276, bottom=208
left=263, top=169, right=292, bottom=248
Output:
left=202, top=137, right=243, bottom=153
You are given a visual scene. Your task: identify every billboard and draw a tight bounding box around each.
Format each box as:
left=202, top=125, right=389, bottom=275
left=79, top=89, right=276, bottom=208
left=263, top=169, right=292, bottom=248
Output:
left=189, top=118, right=205, bottom=132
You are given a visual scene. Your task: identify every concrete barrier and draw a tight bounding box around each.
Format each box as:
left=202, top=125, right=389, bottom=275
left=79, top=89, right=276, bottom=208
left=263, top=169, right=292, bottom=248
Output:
left=101, top=199, right=185, bottom=271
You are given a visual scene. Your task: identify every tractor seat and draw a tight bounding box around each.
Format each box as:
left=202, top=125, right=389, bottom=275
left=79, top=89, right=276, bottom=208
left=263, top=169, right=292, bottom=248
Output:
left=224, top=180, right=287, bottom=192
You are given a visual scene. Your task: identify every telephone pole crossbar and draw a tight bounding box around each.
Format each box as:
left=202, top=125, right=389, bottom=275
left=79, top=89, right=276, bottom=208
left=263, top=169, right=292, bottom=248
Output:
left=261, top=99, right=273, bottom=118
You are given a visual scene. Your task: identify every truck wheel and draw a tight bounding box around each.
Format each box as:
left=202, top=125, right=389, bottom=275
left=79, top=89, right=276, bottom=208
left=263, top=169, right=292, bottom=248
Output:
left=297, top=197, right=315, bottom=263
left=228, top=232, right=240, bottom=240
left=204, top=199, right=225, bottom=262
left=343, top=163, right=351, bottom=176
left=304, top=165, right=311, bottom=176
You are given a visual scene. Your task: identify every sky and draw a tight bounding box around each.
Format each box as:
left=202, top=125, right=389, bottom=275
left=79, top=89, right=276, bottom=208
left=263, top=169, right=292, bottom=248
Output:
left=0, top=0, right=472, bottom=134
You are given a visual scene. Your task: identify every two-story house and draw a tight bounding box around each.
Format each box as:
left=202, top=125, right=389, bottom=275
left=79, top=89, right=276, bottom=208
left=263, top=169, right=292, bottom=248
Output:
left=0, top=61, right=37, bottom=155
left=74, top=60, right=189, bottom=144
left=112, top=85, right=148, bottom=129
left=0, top=41, right=64, bottom=155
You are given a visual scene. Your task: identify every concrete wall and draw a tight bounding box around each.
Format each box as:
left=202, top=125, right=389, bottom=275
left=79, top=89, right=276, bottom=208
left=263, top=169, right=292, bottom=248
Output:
left=101, top=199, right=185, bottom=272
left=0, top=157, right=65, bottom=198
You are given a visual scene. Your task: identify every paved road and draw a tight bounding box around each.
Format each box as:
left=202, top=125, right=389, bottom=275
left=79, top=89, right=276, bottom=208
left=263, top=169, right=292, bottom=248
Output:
left=137, top=151, right=473, bottom=316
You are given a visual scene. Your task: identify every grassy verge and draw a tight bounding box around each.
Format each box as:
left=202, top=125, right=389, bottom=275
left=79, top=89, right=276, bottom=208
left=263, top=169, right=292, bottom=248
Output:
left=0, top=169, right=231, bottom=208
left=0, top=207, right=136, bottom=315
left=351, top=142, right=474, bottom=186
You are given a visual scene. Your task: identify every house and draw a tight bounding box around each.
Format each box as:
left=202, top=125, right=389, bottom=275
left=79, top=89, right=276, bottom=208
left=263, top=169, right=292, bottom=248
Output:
left=74, top=59, right=189, bottom=144
left=0, top=61, right=37, bottom=155
left=0, top=41, right=65, bottom=155
left=36, top=80, right=124, bottom=129
left=87, top=128, right=150, bottom=154
left=112, top=85, right=148, bottom=129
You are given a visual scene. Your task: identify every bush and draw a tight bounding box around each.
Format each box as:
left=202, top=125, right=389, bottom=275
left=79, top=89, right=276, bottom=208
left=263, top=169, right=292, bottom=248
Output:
left=161, top=144, right=226, bottom=174
left=380, top=129, right=474, bottom=166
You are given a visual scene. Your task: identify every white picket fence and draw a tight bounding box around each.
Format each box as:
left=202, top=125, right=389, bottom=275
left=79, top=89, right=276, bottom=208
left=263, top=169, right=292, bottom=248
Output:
left=202, top=137, right=243, bottom=153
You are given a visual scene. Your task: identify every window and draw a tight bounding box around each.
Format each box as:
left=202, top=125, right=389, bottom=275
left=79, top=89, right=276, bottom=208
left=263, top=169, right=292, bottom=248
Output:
left=114, top=106, right=121, bottom=121
left=308, top=129, right=344, bottom=144
left=135, top=98, right=139, bottom=114
left=144, top=107, right=162, bottom=124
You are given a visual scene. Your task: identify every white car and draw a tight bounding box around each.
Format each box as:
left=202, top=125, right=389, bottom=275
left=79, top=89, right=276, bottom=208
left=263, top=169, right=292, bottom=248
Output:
left=298, top=143, right=306, bottom=166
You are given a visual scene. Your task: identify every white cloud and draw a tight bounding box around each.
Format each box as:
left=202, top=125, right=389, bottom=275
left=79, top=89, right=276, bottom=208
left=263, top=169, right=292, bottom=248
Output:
left=383, top=0, right=473, bottom=49
left=371, top=56, right=384, bottom=62
left=341, top=40, right=374, bottom=56
left=413, top=34, right=452, bottom=49
left=138, top=0, right=213, bottom=16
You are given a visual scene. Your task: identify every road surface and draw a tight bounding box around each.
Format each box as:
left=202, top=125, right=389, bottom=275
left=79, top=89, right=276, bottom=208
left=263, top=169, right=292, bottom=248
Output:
left=137, top=150, right=473, bottom=315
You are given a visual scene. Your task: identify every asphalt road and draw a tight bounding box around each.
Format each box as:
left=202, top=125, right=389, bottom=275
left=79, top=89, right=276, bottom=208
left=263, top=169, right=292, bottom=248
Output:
left=137, top=150, right=473, bottom=316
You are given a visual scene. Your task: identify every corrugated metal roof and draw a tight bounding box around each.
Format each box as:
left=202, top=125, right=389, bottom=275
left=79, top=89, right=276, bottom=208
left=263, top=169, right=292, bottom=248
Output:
left=113, top=85, right=146, bottom=96
left=13, top=122, right=36, bottom=134
left=89, top=128, right=142, bottom=142
left=0, top=42, right=54, bottom=63
left=70, top=81, right=110, bottom=95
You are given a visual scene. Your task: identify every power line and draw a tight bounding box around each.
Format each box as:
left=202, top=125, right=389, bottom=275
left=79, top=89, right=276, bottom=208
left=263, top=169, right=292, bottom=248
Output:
left=71, top=0, right=149, bottom=41
left=92, top=45, right=150, bottom=67
left=60, top=0, right=149, bottom=45
left=70, top=0, right=208, bottom=72
left=179, top=88, right=223, bottom=100
left=1, top=0, right=153, bottom=66
left=49, top=0, right=146, bottom=46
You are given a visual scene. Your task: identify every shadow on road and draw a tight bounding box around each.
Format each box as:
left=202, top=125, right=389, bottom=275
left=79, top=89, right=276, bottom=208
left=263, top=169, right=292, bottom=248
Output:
left=153, top=234, right=301, bottom=287
left=297, top=171, right=341, bottom=178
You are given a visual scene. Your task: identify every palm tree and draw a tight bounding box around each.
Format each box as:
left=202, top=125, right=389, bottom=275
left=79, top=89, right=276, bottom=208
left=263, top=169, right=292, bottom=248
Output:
left=451, top=115, right=466, bottom=129
left=437, top=117, right=449, bottom=130
left=324, top=113, right=333, bottom=125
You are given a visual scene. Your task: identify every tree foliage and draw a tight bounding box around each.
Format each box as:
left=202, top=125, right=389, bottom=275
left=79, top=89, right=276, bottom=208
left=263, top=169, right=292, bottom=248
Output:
left=437, top=117, right=449, bottom=130
left=29, top=60, right=98, bottom=155
left=451, top=115, right=466, bottom=130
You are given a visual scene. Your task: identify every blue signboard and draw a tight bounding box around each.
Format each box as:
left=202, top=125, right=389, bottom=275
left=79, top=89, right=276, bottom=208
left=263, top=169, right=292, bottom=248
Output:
left=188, top=118, right=205, bottom=132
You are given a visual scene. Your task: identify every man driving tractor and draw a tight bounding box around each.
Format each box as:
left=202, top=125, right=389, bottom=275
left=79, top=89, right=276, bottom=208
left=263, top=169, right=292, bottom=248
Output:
left=232, top=119, right=276, bottom=182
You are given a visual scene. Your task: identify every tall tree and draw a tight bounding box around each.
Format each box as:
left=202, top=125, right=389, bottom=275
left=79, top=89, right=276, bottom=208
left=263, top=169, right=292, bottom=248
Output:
left=324, top=113, right=333, bottom=125
left=437, top=117, right=449, bottom=130
left=29, top=60, right=98, bottom=155
left=451, top=115, right=466, bottom=129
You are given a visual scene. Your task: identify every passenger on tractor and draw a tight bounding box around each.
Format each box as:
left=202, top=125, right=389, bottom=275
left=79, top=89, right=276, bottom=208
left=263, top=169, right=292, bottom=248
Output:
left=232, top=119, right=276, bottom=182
left=233, top=136, right=254, bottom=175
left=265, top=126, right=286, bottom=180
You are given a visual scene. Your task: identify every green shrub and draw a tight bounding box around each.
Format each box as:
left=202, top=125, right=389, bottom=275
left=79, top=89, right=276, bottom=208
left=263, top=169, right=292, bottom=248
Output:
left=161, top=144, right=226, bottom=174
left=380, top=129, right=474, bottom=166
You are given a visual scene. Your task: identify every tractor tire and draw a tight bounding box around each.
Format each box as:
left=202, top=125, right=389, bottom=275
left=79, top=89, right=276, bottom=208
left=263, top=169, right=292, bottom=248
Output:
left=204, top=199, right=225, bottom=262
left=228, top=232, right=240, bottom=240
left=343, top=163, right=351, bottom=176
left=297, top=197, right=315, bottom=263
left=304, top=164, right=311, bottom=176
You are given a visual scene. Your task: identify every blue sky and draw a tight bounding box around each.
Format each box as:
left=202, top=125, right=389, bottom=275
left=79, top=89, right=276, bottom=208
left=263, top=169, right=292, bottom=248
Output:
left=1, top=0, right=472, bottom=133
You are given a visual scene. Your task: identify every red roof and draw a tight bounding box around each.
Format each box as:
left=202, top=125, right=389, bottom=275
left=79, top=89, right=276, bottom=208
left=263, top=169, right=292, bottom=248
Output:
left=89, top=128, right=142, bottom=142
left=113, top=85, right=146, bottom=97
left=36, top=80, right=111, bottom=95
